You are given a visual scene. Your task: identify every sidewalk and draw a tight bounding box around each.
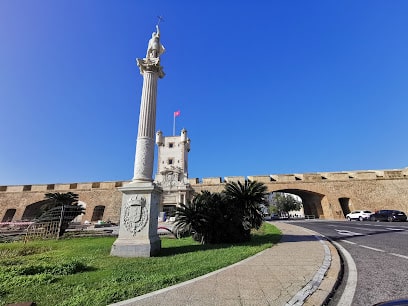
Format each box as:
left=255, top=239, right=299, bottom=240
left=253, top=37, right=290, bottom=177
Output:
left=111, top=222, right=341, bottom=306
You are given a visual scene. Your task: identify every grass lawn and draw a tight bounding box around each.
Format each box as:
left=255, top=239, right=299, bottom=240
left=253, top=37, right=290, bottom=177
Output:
left=0, top=222, right=281, bottom=306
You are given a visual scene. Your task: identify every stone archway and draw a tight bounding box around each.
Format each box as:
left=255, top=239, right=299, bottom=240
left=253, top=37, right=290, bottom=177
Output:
left=271, top=189, right=326, bottom=219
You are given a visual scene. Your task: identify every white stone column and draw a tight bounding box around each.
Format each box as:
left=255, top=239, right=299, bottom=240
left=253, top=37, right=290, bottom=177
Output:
left=133, top=70, right=159, bottom=182
left=111, top=25, right=165, bottom=257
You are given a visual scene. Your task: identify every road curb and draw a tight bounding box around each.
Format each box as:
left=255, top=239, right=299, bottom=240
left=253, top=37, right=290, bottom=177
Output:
left=304, top=241, right=342, bottom=305
left=275, top=223, right=343, bottom=306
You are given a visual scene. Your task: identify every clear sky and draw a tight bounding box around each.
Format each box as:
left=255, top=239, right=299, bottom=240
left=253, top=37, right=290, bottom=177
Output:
left=1, top=1, right=407, bottom=186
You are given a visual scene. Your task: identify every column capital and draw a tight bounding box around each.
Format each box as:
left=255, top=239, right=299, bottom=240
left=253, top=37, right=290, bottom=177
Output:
left=136, top=58, right=165, bottom=78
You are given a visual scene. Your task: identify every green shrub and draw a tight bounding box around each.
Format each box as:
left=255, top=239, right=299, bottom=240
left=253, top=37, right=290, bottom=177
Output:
left=175, top=181, right=268, bottom=244
left=2, top=259, right=90, bottom=278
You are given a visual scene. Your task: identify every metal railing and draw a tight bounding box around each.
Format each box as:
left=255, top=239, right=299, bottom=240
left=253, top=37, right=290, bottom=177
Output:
left=304, top=215, right=316, bottom=219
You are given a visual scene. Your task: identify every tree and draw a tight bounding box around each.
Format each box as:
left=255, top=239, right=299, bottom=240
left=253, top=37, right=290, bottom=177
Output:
left=174, top=191, right=211, bottom=242
left=223, top=180, right=268, bottom=231
left=273, top=193, right=302, bottom=218
left=174, top=180, right=268, bottom=244
left=174, top=191, right=230, bottom=244
left=40, top=192, right=84, bottom=236
left=43, top=192, right=79, bottom=209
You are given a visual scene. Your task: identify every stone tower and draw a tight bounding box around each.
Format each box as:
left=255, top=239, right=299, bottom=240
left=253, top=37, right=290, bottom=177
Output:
left=155, top=129, right=193, bottom=217
left=111, top=24, right=165, bottom=257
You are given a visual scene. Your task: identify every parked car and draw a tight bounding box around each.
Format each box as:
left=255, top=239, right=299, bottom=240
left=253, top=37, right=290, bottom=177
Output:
left=346, top=210, right=373, bottom=221
left=369, top=210, right=407, bottom=222
left=264, top=213, right=280, bottom=220
left=269, top=213, right=280, bottom=220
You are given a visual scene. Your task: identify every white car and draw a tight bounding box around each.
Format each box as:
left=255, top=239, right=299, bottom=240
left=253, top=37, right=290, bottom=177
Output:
left=346, top=210, right=373, bottom=221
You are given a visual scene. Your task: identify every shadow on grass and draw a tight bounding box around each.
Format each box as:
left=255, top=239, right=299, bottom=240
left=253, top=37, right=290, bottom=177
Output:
left=158, top=232, right=281, bottom=257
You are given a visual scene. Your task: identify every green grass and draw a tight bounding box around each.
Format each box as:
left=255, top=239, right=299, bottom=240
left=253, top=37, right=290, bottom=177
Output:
left=0, top=222, right=281, bottom=306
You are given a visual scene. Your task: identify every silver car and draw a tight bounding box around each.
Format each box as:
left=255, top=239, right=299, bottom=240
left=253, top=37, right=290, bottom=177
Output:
left=346, top=210, right=373, bottom=221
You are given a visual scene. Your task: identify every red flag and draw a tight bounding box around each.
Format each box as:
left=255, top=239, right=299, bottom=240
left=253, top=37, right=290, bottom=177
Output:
left=174, top=110, right=180, bottom=117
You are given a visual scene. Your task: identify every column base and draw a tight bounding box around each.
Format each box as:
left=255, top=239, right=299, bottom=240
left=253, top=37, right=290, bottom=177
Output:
left=111, top=237, right=161, bottom=257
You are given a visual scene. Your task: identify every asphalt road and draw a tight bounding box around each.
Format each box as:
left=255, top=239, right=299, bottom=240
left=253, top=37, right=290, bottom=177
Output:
left=287, top=220, right=408, bottom=306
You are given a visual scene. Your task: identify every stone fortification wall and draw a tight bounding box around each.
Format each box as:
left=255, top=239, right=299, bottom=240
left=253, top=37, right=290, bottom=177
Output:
left=188, top=168, right=408, bottom=219
left=1, top=168, right=407, bottom=222
left=0, top=181, right=127, bottom=224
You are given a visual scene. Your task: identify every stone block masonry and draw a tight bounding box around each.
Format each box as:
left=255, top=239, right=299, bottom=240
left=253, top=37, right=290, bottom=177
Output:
left=1, top=167, right=407, bottom=223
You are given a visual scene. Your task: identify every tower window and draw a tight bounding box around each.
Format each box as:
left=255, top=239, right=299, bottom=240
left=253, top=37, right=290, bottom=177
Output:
left=169, top=143, right=174, bottom=148
left=168, top=159, right=173, bottom=165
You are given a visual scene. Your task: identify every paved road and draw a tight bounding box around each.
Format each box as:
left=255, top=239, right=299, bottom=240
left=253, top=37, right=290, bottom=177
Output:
left=288, top=220, right=408, bottom=306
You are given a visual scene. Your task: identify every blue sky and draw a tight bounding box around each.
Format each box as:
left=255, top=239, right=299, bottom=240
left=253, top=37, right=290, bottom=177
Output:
left=1, top=1, right=407, bottom=186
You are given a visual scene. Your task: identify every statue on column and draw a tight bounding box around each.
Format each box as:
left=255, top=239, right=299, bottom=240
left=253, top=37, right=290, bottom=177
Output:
left=146, top=25, right=165, bottom=59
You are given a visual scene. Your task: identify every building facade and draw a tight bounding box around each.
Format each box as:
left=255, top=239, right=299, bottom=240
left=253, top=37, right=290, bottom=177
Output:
left=154, top=129, right=193, bottom=217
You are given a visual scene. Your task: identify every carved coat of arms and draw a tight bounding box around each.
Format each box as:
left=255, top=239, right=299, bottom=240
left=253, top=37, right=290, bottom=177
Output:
left=123, top=195, right=148, bottom=236
left=163, top=172, right=179, bottom=187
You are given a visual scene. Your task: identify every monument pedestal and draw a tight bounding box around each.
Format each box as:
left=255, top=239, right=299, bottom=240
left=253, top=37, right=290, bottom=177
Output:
left=110, top=181, right=162, bottom=257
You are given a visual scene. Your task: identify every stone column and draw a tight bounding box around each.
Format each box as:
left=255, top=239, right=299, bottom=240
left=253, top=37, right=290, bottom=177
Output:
left=111, top=25, right=165, bottom=257
left=133, top=69, right=160, bottom=182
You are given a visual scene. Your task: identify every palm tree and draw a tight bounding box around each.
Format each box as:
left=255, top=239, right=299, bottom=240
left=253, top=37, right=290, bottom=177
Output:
left=174, top=191, right=227, bottom=244
left=174, top=181, right=269, bottom=244
left=39, top=192, right=84, bottom=237
left=223, top=180, right=268, bottom=233
left=44, top=192, right=79, bottom=209
left=174, top=192, right=209, bottom=242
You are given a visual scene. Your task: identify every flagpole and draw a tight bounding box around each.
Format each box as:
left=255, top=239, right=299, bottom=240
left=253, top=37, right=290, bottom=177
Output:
left=173, top=113, right=175, bottom=136
left=173, top=110, right=180, bottom=136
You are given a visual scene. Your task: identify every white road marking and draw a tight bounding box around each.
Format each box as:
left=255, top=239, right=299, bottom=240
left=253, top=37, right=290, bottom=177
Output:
left=359, top=245, right=385, bottom=252
left=385, top=228, right=404, bottom=231
left=341, top=240, right=357, bottom=245
left=389, top=253, right=408, bottom=260
left=331, top=240, right=357, bottom=306
left=339, top=231, right=407, bottom=259
left=335, top=229, right=363, bottom=236
left=344, top=226, right=377, bottom=232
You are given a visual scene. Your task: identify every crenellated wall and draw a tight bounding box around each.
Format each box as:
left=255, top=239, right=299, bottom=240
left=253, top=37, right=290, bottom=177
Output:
left=188, top=168, right=408, bottom=219
left=0, top=181, right=127, bottom=223
left=1, top=167, right=407, bottom=223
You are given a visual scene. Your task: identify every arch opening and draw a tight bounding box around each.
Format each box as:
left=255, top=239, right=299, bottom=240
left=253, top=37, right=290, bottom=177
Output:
left=2, top=209, right=16, bottom=222
left=267, top=191, right=304, bottom=218
left=22, top=200, right=54, bottom=221
left=268, top=189, right=325, bottom=219
left=91, top=205, right=105, bottom=222
left=73, top=201, right=86, bottom=223
left=339, top=197, right=351, bottom=217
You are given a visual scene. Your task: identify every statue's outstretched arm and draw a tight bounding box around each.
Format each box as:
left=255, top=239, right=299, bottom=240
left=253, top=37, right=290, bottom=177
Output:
left=156, top=25, right=160, bottom=37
